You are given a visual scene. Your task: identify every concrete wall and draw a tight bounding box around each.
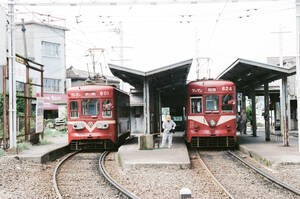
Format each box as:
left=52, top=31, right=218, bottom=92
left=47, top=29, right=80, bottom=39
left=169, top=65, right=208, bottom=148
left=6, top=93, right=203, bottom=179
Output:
left=130, top=106, right=144, bottom=134
left=58, top=105, right=67, bottom=119
left=15, top=23, right=66, bottom=94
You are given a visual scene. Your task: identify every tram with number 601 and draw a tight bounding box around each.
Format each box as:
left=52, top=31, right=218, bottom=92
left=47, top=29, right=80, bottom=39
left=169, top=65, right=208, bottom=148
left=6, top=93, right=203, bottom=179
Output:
left=67, top=85, right=130, bottom=150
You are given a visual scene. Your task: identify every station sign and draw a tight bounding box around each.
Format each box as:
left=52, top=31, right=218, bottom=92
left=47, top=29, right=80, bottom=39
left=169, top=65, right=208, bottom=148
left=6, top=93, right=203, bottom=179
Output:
left=36, top=97, right=44, bottom=133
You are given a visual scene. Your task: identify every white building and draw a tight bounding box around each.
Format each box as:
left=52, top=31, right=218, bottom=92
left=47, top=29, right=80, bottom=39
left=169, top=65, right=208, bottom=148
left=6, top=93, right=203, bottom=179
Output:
left=267, top=57, right=297, bottom=131
left=15, top=21, right=68, bottom=119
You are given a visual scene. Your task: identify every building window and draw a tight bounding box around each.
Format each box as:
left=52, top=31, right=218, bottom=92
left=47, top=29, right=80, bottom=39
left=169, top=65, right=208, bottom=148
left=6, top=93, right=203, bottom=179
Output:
left=44, top=78, right=61, bottom=93
left=41, top=41, right=60, bottom=57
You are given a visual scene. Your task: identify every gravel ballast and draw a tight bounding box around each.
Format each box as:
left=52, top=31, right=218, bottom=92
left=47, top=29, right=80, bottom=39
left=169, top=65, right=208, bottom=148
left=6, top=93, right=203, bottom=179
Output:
left=200, top=151, right=299, bottom=199
left=57, top=152, right=122, bottom=199
left=105, top=150, right=229, bottom=199
left=239, top=151, right=300, bottom=194
left=0, top=155, right=57, bottom=199
left=1, top=149, right=300, bottom=199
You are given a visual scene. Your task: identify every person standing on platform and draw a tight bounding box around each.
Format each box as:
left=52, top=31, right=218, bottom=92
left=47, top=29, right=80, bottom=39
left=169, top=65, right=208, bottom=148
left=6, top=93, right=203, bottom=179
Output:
left=240, top=109, right=247, bottom=135
left=236, top=112, right=241, bottom=133
left=161, top=115, right=176, bottom=149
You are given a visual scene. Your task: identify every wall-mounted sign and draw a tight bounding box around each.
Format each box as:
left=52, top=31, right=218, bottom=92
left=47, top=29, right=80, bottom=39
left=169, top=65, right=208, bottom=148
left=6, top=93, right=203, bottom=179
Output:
left=36, top=97, right=44, bottom=133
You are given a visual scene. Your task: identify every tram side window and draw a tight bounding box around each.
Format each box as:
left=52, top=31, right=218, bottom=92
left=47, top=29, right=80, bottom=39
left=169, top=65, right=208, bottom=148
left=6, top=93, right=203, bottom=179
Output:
left=191, top=97, right=202, bottom=113
left=102, top=99, right=112, bottom=118
left=70, top=101, right=79, bottom=118
left=81, top=99, right=100, bottom=116
left=205, top=95, right=219, bottom=111
left=222, top=94, right=234, bottom=113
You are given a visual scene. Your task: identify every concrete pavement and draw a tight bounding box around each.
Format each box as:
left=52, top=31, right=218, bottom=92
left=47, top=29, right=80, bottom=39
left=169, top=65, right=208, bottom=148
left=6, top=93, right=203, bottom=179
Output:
left=238, top=130, right=300, bottom=167
left=118, top=135, right=191, bottom=170
left=17, top=134, right=68, bottom=163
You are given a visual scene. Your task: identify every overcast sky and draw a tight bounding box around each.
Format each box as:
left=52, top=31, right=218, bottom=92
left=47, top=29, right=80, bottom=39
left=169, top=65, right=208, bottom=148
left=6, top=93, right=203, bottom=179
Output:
left=6, top=0, right=297, bottom=81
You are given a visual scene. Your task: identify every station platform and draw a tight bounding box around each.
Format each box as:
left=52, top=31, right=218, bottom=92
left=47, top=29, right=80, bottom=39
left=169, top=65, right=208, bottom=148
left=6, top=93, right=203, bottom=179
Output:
left=17, top=133, right=68, bottom=163
left=238, top=130, right=300, bottom=167
left=118, top=134, right=191, bottom=170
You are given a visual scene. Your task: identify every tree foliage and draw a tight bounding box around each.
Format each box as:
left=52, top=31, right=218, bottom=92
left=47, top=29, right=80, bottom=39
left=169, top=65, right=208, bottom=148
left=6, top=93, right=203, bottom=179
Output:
left=0, top=93, right=25, bottom=116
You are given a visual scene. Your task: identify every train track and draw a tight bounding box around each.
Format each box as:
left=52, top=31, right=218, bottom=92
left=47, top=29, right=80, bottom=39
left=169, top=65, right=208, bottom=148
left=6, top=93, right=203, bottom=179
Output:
left=199, top=150, right=300, bottom=199
left=53, top=150, right=140, bottom=199
left=53, top=151, right=80, bottom=199
left=227, top=151, right=300, bottom=197
left=99, top=151, right=140, bottom=199
left=197, top=150, right=235, bottom=199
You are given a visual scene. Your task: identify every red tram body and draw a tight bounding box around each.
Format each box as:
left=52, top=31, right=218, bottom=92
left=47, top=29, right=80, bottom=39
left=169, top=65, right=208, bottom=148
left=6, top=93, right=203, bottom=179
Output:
left=67, top=85, right=130, bottom=150
left=186, top=80, right=236, bottom=148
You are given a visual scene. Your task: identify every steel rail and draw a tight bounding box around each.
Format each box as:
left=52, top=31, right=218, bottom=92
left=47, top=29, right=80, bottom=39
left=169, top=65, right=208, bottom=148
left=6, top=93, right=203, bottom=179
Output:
left=228, top=151, right=300, bottom=196
left=99, top=151, right=141, bottom=199
left=197, top=150, right=235, bottom=199
left=53, top=151, right=80, bottom=199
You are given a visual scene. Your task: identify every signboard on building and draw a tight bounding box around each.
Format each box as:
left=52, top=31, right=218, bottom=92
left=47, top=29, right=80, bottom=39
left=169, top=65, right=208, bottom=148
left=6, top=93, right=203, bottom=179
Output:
left=0, top=6, right=6, bottom=66
left=42, top=93, right=67, bottom=110
left=36, top=97, right=44, bottom=133
left=161, top=107, right=170, bottom=122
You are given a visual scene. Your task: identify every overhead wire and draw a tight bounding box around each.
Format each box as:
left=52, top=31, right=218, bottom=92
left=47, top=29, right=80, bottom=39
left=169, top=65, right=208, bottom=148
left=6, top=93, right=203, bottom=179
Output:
left=14, top=1, right=295, bottom=68
left=19, top=5, right=94, bottom=49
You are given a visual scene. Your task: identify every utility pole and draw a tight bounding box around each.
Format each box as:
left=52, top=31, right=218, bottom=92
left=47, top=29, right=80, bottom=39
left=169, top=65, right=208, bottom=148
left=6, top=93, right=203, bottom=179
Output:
left=87, top=48, right=105, bottom=78
left=8, top=0, right=17, bottom=151
left=21, top=18, right=31, bottom=142
left=21, top=18, right=28, bottom=58
left=0, top=6, right=7, bottom=150
left=271, top=25, right=292, bottom=146
left=195, top=57, right=210, bottom=80
left=296, top=0, right=300, bottom=152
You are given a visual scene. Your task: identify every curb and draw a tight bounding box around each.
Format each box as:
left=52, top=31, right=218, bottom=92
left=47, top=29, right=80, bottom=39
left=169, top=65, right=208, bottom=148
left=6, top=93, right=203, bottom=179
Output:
left=41, top=145, right=70, bottom=164
left=238, top=144, right=272, bottom=167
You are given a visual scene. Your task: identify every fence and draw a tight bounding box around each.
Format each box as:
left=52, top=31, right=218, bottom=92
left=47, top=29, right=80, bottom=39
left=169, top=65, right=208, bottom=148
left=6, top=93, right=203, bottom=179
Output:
left=1, top=54, right=44, bottom=150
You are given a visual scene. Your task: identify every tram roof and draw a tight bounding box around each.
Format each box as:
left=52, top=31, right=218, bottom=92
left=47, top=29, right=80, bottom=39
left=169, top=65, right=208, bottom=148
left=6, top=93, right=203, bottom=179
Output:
left=109, top=59, right=192, bottom=89
left=216, top=58, right=296, bottom=92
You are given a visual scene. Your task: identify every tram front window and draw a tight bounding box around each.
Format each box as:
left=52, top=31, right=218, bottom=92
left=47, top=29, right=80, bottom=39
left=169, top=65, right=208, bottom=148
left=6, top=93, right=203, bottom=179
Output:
left=81, top=99, right=100, bottom=116
left=205, top=95, right=219, bottom=112
left=191, top=96, right=202, bottom=114
left=222, top=94, right=234, bottom=113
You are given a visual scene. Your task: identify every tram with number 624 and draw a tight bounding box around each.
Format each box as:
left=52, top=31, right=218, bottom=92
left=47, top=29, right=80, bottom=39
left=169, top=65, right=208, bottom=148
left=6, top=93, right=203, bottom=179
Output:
left=186, top=80, right=237, bottom=148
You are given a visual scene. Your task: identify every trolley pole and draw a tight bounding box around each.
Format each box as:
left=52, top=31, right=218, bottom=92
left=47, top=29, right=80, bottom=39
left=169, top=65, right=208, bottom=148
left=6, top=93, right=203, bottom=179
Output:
left=296, top=0, right=300, bottom=152
left=8, top=0, right=17, bottom=151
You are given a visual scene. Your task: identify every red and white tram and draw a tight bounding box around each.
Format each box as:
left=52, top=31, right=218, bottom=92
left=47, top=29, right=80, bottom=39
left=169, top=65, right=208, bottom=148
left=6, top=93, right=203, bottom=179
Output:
left=186, top=80, right=236, bottom=148
left=67, top=85, right=130, bottom=150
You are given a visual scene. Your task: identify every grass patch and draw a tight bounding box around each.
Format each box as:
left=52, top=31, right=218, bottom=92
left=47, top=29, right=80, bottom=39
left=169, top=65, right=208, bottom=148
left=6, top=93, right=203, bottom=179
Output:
left=0, top=149, right=5, bottom=155
left=44, top=128, right=66, bottom=137
left=18, top=136, right=25, bottom=143
left=39, top=139, right=53, bottom=145
left=17, top=142, right=31, bottom=152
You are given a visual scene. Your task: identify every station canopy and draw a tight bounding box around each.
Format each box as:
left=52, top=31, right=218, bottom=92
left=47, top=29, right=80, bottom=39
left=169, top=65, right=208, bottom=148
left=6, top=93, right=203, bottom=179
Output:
left=216, top=58, right=296, bottom=92
left=109, top=59, right=192, bottom=90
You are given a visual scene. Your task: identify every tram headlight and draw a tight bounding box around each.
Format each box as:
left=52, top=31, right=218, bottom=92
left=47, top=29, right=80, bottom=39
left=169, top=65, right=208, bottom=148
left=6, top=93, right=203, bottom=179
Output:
left=209, top=119, right=216, bottom=127
left=72, top=122, right=85, bottom=130
left=96, top=122, right=109, bottom=130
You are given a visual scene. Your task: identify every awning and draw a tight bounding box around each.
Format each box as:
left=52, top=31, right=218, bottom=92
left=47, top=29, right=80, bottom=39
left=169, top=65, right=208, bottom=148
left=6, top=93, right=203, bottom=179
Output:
left=109, top=59, right=192, bottom=90
left=216, top=58, right=296, bottom=92
left=43, top=93, right=67, bottom=110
